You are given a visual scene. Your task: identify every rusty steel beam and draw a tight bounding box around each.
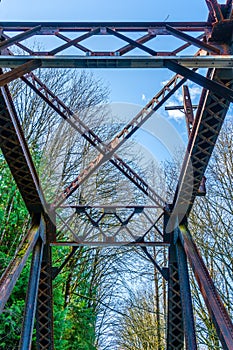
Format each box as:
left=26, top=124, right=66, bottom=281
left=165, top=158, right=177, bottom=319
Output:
left=0, top=83, right=46, bottom=213
left=52, top=247, right=77, bottom=280
left=49, top=27, right=100, bottom=55
left=55, top=32, right=92, bottom=54
left=0, top=56, right=232, bottom=68
left=60, top=206, right=167, bottom=278
left=117, top=33, right=155, bottom=55
left=179, top=225, right=233, bottom=350
left=171, top=68, right=233, bottom=220
left=171, top=34, right=205, bottom=55
left=1, top=32, right=34, bottom=55
left=165, top=105, right=198, bottom=111
left=51, top=241, right=170, bottom=247
left=56, top=32, right=156, bottom=56
left=0, top=25, right=41, bottom=51
left=0, top=216, right=44, bottom=313
left=176, top=237, right=197, bottom=350
left=0, top=60, right=41, bottom=86
left=0, top=21, right=211, bottom=32
left=225, top=0, right=233, bottom=18
left=165, top=24, right=221, bottom=54
left=53, top=149, right=165, bottom=208
left=164, top=61, right=233, bottom=102
left=3, top=30, right=205, bottom=58
left=19, top=238, right=44, bottom=350
left=106, top=27, right=157, bottom=55
left=205, top=0, right=224, bottom=21
left=166, top=241, right=184, bottom=350
left=51, top=72, right=188, bottom=208
left=36, top=244, right=54, bottom=349
left=182, top=85, right=194, bottom=136
left=20, top=70, right=186, bottom=208
left=182, top=85, right=207, bottom=197
left=65, top=205, right=160, bottom=210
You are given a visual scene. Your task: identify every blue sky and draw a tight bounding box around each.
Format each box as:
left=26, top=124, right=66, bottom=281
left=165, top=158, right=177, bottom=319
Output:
left=0, top=0, right=230, bottom=163
left=0, top=0, right=209, bottom=22
left=0, top=0, right=211, bottom=104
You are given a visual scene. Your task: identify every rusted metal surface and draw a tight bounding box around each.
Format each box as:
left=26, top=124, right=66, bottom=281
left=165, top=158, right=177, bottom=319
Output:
left=0, top=25, right=41, bottom=51
left=0, top=216, right=44, bottom=313
left=176, top=237, right=197, bottom=350
left=170, top=67, right=233, bottom=221
left=165, top=24, right=221, bottom=54
left=36, top=244, right=54, bottom=350
left=0, top=83, right=46, bottom=213
left=51, top=241, right=170, bottom=247
left=19, top=70, right=185, bottom=209
left=0, top=2, right=233, bottom=349
left=205, top=0, right=224, bottom=21
left=57, top=205, right=163, bottom=242
left=0, top=56, right=232, bottom=69
left=171, top=0, right=233, bottom=219
left=167, top=242, right=184, bottom=350
left=179, top=225, right=233, bottom=350
left=164, top=61, right=233, bottom=101
left=0, top=20, right=215, bottom=60
left=0, top=60, right=41, bottom=86
left=182, top=85, right=194, bottom=135
left=0, top=21, right=212, bottom=31
left=19, top=238, right=44, bottom=350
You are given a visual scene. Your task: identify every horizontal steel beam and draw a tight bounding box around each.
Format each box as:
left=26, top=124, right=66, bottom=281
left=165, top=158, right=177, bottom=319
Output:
left=62, top=205, right=160, bottom=209
left=50, top=241, right=170, bottom=247
left=166, top=106, right=198, bottom=111
left=0, top=21, right=211, bottom=32
left=0, top=56, right=232, bottom=69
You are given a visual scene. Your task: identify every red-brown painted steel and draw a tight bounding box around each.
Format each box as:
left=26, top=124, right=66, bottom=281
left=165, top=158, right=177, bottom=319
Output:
left=0, top=216, right=44, bottom=313
left=179, top=225, right=233, bottom=350
left=0, top=2, right=232, bottom=349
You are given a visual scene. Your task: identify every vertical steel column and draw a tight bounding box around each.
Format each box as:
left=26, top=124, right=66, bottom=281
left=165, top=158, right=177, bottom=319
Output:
left=176, top=236, right=197, bottom=350
left=35, top=213, right=56, bottom=349
left=36, top=244, right=54, bottom=349
left=166, top=241, right=184, bottom=350
left=179, top=225, right=233, bottom=350
left=164, top=211, right=184, bottom=350
left=165, top=211, right=197, bottom=349
left=19, top=238, right=44, bottom=350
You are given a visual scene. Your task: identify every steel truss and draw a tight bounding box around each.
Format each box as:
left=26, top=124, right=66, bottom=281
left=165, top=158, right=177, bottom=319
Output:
left=0, top=0, right=233, bottom=349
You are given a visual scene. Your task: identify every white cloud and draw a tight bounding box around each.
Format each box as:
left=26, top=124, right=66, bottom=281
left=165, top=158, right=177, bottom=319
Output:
left=141, top=93, right=146, bottom=101
left=167, top=109, right=184, bottom=122
left=174, top=90, right=183, bottom=104
left=165, top=100, right=184, bottom=122
left=188, top=85, right=202, bottom=103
